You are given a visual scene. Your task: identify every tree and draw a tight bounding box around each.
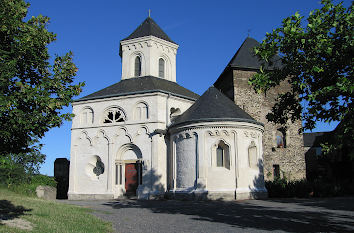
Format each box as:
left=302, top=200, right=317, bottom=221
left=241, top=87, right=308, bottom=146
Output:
left=249, top=0, right=353, bottom=156
left=0, top=0, right=84, bottom=156
left=0, top=146, right=45, bottom=186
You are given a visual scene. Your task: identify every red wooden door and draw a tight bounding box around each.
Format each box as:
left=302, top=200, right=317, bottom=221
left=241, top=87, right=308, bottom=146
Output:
left=125, top=163, right=138, bottom=195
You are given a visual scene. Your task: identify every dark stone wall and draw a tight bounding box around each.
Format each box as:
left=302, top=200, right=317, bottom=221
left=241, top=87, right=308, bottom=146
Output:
left=215, top=69, right=306, bottom=180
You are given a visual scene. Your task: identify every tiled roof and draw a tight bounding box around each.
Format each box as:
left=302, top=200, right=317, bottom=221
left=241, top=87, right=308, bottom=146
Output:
left=171, top=86, right=262, bottom=127
left=76, top=76, right=199, bottom=102
left=121, top=17, right=176, bottom=44
left=227, top=37, right=282, bottom=70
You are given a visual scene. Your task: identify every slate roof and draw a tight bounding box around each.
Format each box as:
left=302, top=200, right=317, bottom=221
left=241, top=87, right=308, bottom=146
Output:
left=171, top=86, right=262, bottom=127
left=76, top=76, right=199, bottom=102
left=121, top=17, right=176, bottom=44
left=226, top=37, right=282, bottom=70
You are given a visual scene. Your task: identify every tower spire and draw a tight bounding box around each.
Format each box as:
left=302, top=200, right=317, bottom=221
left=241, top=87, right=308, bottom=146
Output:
left=148, top=9, right=151, bottom=17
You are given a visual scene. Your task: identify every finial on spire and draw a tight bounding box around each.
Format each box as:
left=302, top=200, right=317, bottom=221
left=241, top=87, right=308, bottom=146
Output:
left=148, top=9, right=151, bottom=17
left=247, top=29, right=251, bottom=37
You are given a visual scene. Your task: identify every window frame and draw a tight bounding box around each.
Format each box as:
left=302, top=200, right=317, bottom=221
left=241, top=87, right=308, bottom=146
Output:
left=213, top=140, right=230, bottom=170
left=103, top=107, right=126, bottom=124
left=134, top=56, right=141, bottom=77
left=158, top=58, right=165, bottom=78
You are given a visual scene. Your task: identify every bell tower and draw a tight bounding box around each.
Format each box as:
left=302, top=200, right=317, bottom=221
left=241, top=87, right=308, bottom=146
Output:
left=120, top=17, right=179, bottom=82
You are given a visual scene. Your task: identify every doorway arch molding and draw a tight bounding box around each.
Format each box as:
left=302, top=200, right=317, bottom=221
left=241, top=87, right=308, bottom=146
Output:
left=116, top=143, right=142, bottom=161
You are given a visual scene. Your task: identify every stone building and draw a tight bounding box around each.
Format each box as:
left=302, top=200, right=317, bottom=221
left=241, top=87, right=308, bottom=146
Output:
left=68, top=17, right=267, bottom=200
left=214, top=37, right=306, bottom=181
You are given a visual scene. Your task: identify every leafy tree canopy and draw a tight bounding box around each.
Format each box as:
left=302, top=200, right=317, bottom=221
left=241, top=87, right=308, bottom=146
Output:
left=0, top=0, right=84, bottom=156
left=249, top=0, right=353, bottom=155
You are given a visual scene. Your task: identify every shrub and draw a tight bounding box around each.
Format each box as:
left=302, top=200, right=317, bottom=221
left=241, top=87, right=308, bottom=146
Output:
left=266, top=178, right=354, bottom=198
left=31, top=174, right=57, bottom=187
left=265, top=178, right=312, bottom=198
left=9, top=174, right=57, bottom=197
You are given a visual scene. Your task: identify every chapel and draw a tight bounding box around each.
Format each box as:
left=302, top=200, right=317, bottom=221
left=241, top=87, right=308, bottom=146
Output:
left=68, top=16, right=268, bottom=200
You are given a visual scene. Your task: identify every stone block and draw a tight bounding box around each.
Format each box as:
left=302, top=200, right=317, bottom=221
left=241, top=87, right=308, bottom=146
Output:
left=36, top=185, right=57, bottom=200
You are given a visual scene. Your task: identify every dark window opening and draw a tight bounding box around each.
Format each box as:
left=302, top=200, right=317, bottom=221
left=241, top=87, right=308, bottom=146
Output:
left=158, top=58, right=165, bottom=78
left=273, top=164, right=280, bottom=179
left=119, top=164, right=122, bottom=185
left=216, top=146, right=224, bottom=167
left=115, top=164, right=118, bottom=185
left=276, top=128, right=287, bottom=148
left=276, top=135, right=284, bottom=148
left=135, top=56, right=141, bottom=76
left=93, top=157, right=104, bottom=176
left=104, top=109, right=125, bottom=123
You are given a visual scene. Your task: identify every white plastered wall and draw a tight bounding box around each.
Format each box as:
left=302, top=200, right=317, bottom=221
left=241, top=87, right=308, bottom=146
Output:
left=68, top=92, right=194, bottom=200
left=120, top=36, right=179, bottom=82
left=169, top=121, right=266, bottom=200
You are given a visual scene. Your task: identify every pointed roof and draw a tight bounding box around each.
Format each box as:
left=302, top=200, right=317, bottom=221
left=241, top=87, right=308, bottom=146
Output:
left=76, top=76, right=199, bottom=102
left=227, top=37, right=282, bottom=70
left=121, top=17, right=176, bottom=44
left=171, top=86, right=262, bottom=127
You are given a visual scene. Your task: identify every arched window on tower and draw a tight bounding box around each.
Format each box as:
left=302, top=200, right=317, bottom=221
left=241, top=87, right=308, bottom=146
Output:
left=158, top=58, right=165, bottom=78
left=134, top=56, right=141, bottom=76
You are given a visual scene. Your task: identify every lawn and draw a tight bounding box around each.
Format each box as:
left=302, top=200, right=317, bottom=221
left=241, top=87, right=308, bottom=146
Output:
left=0, top=187, right=113, bottom=232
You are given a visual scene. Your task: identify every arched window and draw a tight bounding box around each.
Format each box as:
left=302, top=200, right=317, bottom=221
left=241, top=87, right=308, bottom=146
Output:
left=276, top=128, right=286, bottom=148
left=158, top=58, right=165, bottom=78
left=134, top=102, right=148, bottom=120
left=103, top=107, right=125, bottom=123
left=134, top=56, right=141, bottom=77
left=215, top=141, right=230, bottom=169
left=81, top=107, right=93, bottom=125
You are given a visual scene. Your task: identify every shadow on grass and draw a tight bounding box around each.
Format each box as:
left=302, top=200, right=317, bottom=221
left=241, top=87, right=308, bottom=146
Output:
left=0, top=200, right=32, bottom=223
left=102, top=198, right=354, bottom=232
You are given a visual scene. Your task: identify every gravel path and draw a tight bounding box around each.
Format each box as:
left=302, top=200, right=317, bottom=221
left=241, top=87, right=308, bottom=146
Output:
left=59, top=197, right=354, bottom=232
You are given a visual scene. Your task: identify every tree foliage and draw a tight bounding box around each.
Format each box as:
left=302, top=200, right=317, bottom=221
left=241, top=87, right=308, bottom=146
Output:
left=0, top=0, right=84, bottom=156
left=249, top=0, right=353, bottom=155
left=0, top=146, right=45, bottom=186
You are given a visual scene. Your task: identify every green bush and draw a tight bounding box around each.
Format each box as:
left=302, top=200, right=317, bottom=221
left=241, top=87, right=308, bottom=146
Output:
left=31, top=174, right=57, bottom=187
left=266, top=178, right=354, bottom=198
left=265, top=178, right=312, bottom=198
left=9, top=175, right=57, bottom=197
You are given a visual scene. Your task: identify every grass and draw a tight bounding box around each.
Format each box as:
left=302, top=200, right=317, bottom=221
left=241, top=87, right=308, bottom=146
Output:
left=0, top=187, right=113, bottom=233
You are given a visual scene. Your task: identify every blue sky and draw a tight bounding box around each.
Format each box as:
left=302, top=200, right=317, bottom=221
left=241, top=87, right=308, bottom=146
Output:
left=26, top=0, right=350, bottom=176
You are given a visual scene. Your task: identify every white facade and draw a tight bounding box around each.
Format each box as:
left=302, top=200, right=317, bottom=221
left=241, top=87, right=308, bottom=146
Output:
left=168, top=121, right=267, bottom=200
left=68, top=92, right=194, bottom=199
left=68, top=17, right=267, bottom=200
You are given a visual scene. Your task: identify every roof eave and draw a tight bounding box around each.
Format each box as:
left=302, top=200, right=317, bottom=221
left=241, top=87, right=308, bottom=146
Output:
left=74, top=89, right=198, bottom=103
left=169, top=118, right=264, bottom=129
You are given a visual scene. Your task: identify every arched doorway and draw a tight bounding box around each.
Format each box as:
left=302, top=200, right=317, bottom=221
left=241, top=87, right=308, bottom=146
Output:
left=115, top=144, right=142, bottom=197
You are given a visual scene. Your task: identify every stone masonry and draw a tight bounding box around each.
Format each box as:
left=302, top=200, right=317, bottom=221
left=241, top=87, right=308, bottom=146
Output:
left=232, top=69, right=306, bottom=180
left=215, top=66, right=306, bottom=181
